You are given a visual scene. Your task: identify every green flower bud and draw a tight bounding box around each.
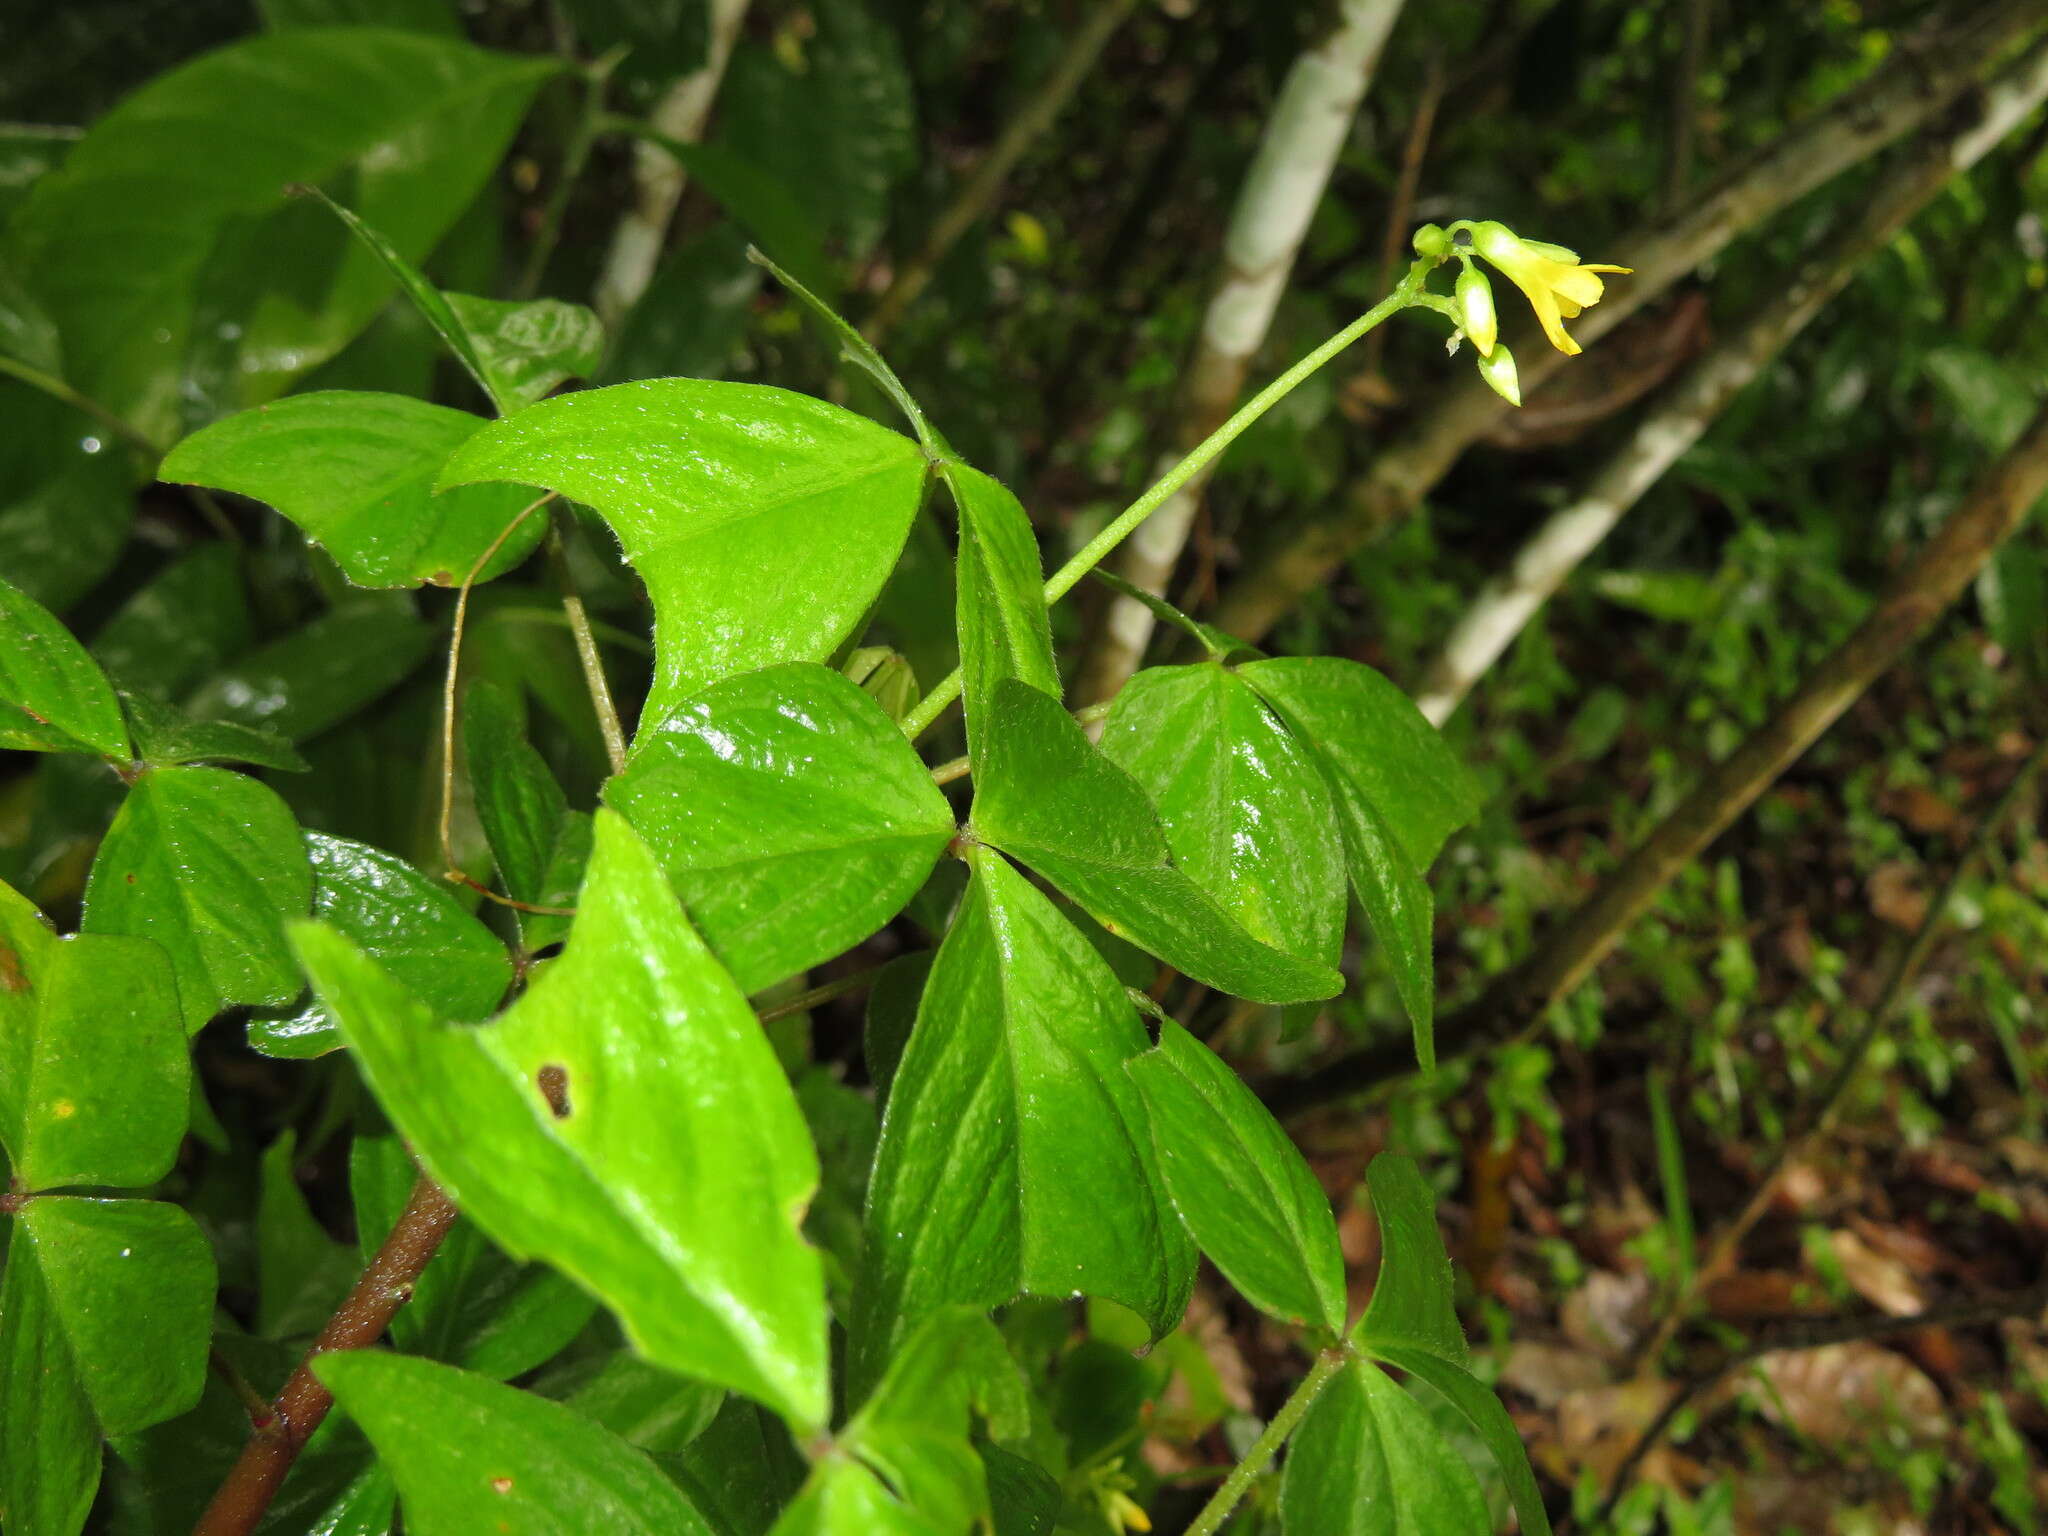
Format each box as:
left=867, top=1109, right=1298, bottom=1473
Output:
left=1453, top=264, right=1499, bottom=356
left=1476, top=341, right=1521, bottom=407
left=1411, top=222, right=1450, bottom=259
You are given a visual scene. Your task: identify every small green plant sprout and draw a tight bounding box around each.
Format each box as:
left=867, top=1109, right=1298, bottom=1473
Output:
left=1411, top=217, right=1633, bottom=404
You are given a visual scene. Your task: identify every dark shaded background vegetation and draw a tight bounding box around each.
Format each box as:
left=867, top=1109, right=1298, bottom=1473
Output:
left=4, top=1, right=2048, bottom=1531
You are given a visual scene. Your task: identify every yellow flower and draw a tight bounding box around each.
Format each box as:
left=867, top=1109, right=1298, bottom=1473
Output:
left=1460, top=220, right=1630, bottom=357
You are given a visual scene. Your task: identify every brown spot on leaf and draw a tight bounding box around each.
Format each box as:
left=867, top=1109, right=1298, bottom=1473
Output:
left=536, top=1064, right=571, bottom=1119
left=489, top=1476, right=513, bottom=1494
left=0, top=942, right=26, bottom=993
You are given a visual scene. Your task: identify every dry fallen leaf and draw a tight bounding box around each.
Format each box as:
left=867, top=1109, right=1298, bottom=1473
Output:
left=1867, top=861, right=1929, bottom=932
left=1538, top=1378, right=1681, bottom=1488
left=1829, top=1229, right=1927, bottom=1317
left=1731, top=1342, right=1947, bottom=1446
left=1561, top=1269, right=1652, bottom=1360
left=1501, top=1339, right=1613, bottom=1408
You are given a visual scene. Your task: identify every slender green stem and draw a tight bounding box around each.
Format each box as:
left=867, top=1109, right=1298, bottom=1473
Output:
left=1182, top=1349, right=1347, bottom=1536
left=755, top=964, right=888, bottom=1025
left=0, top=354, right=163, bottom=456
left=546, top=513, right=629, bottom=776
left=898, top=263, right=1433, bottom=742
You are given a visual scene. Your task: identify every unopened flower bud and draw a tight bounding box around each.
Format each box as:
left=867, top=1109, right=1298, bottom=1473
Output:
left=1411, top=223, right=1449, bottom=259
left=1477, top=341, right=1521, bottom=407
left=1454, top=265, right=1499, bottom=357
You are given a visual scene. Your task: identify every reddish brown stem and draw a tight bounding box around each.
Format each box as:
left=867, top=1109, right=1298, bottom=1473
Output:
left=192, top=1175, right=459, bottom=1536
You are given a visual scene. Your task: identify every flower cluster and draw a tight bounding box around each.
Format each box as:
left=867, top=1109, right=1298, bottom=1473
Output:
left=1412, top=219, right=1630, bottom=405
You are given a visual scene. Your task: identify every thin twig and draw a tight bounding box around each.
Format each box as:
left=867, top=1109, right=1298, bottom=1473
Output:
left=862, top=0, right=1143, bottom=344
left=192, top=1176, right=460, bottom=1536
left=438, top=495, right=555, bottom=879
left=1363, top=48, right=1444, bottom=374
left=1630, top=732, right=2048, bottom=1372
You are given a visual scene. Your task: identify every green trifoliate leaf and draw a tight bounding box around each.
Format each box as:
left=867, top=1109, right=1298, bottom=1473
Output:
left=295, top=810, right=829, bottom=1432
left=841, top=1307, right=1031, bottom=1530
left=118, top=690, right=307, bottom=774
left=0, top=573, right=130, bottom=759
left=1348, top=1155, right=1554, bottom=1536
left=440, top=293, right=603, bottom=414
left=1235, top=658, right=1477, bottom=875
left=82, top=765, right=312, bottom=1033
left=1, top=929, right=185, bottom=1192
left=769, top=1458, right=948, bottom=1536
left=463, top=676, right=569, bottom=912
left=0, top=1216, right=98, bottom=1536
left=1128, top=1020, right=1346, bottom=1334
left=318, top=1352, right=720, bottom=1536
left=90, top=543, right=252, bottom=703
left=944, top=459, right=1057, bottom=777
left=1279, top=1357, right=1490, bottom=1535
left=1238, top=658, right=1480, bottom=1066
left=182, top=596, right=436, bottom=745
left=437, top=378, right=928, bottom=734
left=159, top=392, right=545, bottom=589
left=255, top=1129, right=357, bottom=1340
left=4, top=1199, right=215, bottom=1438
left=1353, top=1154, right=1467, bottom=1367
left=1366, top=1345, right=1553, bottom=1536
left=607, top=662, right=955, bottom=994
left=972, top=679, right=1343, bottom=1005
left=3, top=30, right=552, bottom=441
left=1100, top=665, right=1345, bottom=967
left=850, top=845, right=1194, bottom=1401
left=249, top=831, right=512, bottom=1059
left=0, top=878, right=59, bottom=1150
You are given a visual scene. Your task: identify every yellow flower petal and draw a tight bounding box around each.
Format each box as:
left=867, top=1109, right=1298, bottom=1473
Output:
left=1528, top=286, right=1579, bottom=355
left=1549, top=265, right=1608, bottom=308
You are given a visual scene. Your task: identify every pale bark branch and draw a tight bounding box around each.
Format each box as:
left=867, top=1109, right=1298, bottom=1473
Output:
left=1213, top=0, right=2047, bottom=643
left=592, top=0, right=753, bottom=327
left=1412, top=32, right=2048, bottom=725
left=1271, top=396, right=2048, bottom=1114
left=1075, top=0, right=1405, bottom=704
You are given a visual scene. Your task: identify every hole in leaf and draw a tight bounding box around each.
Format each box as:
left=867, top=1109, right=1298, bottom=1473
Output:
left=536, top=1063, right=572, bottom=1119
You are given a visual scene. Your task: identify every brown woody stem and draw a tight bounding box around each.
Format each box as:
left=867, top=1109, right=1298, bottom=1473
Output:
left=191, top=1175, right=459, bottom=1536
